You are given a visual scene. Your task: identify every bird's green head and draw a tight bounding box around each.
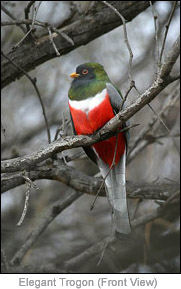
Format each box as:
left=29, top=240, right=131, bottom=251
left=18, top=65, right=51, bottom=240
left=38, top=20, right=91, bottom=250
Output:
left=68, top=62, right=110, bottom=100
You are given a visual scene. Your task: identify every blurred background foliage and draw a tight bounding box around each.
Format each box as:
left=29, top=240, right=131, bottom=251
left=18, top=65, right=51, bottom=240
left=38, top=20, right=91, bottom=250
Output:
left=1, top=1, right=180, bottom=273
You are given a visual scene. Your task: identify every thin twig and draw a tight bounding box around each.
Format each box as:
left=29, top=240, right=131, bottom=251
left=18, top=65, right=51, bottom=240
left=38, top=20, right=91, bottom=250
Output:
left=1, top=51, right=51, bottom=144
left=64, top=192, right=180, bottom=270
left=150, top=1, right=160, bottom=70
left=53, top=113, right=69, bottom=163
left=1, top=19, right=48, bottom=27
left=12, top=27, right=33, bottom=49
left=128, top=84, right=180, bottom=157
left=102, top=1, right=137, bottom=114
left=16, top=172, right=39, bottom=226
left=102, top=0, right=134, bottom=98
left=13, top=1, right=41, bottom=49
left=54, top=117, right=70, bottom=141
left=1, top=18, right=75, bottom=46
left=89, top=179, right=105, bottom=210
left=159, top=1, right=178, bottom=64
left=16, top=182, right=31, bottom=226
left=54, top=124, right=62, bottom=141
left=148, top=103, right=172, bottom=134
left=50, top=28, right=74, bottom=46
left=96, top=234, right=111, bottom=267
left=147, top=102, right=180, bottom=155
left=64, top=151, right=85, bottom=163
left=1, top=3, right=26, bottom=33
left=1, top=20, right=33, bottom=26
left=97, top=206, right=115, bottom=267
left=24, top=1, right=36, bottom=33
left=131, top=199, right=143, bottom=220
left=10, top=191, right=83, bottom=266
left=155, top=133, right=180, bottom=139
left=29, top=1, right=42, bottom=32
left=164, top=177, right=180, bottom=184
left=1, top=243, right=10, bottom=273
left=90, top=133, right=119, bottom=210
left=47, top=26, right=60, bottom=56
left=102, top=1, right=133, bottom=82
left=120, top=81, right=135, bottom=111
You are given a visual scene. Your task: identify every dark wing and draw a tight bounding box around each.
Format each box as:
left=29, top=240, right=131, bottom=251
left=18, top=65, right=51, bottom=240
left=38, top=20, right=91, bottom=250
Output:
left=69, top=112, right=76, bottom=134
left=83, top=146, right=98, bottom=164
left=106, top=83, right=123, bottom=113
left=106, top=82, right=130, bottom=150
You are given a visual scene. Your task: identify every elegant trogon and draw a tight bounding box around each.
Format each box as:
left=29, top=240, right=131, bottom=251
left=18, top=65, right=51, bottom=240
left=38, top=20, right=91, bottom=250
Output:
left=68, top=63, right=131, bottom=236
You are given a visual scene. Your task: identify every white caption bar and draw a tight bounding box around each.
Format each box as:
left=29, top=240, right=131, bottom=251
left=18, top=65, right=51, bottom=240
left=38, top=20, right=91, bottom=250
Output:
left=0, top=274, right=181, bottom=289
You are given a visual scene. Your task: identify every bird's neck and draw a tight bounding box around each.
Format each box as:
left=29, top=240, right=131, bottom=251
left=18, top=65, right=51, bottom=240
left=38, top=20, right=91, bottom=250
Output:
left=68, top=88, right=107, bottom=114
left=68, top=79, right=108, bottom=101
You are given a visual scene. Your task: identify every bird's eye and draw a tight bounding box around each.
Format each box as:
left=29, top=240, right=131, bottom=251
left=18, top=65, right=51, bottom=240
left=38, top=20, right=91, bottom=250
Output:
left=82, top=69, right=88, bottom=75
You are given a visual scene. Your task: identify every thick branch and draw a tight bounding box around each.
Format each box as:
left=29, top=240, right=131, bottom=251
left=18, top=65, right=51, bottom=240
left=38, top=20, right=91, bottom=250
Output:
left=1, top=165, right=179, bottom=201
left=99, top=37, right=180, bottom=137
left=10, top=190, right=83, bottom=266
left=9, top=180, right=179, bottom=267
left=1, top=1, right=151, bottom=88
left=128, top=84, right=180, bottom=162
left=63, top=192, right=180, bottom=270
left=1, top=35, right=180, bottom=173
left=0, top=80, right=177, bottom=173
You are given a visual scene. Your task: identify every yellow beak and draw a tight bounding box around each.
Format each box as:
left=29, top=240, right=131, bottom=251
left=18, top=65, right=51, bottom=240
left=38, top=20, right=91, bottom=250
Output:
left=70, top=72, right=80, bottom=78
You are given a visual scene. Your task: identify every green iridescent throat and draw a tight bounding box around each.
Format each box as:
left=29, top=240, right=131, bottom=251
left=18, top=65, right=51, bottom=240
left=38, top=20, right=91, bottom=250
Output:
left=69, top=80, right=109, bottom=101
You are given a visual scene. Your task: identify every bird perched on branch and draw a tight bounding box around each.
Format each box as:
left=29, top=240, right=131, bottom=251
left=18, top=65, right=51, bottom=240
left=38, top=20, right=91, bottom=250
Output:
left=68, top=62, right=131, bottom=237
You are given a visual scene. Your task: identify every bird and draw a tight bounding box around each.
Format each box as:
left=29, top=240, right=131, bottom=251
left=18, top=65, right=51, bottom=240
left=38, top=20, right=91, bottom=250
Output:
left=68, top=62, right=131, bottom=236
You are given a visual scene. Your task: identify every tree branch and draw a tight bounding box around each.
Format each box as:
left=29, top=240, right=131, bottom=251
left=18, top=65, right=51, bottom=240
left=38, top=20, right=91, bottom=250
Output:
left=1, top=35, right=179, bottom=173
left=159, top=1, right=178, bottom=64
left=9, top=179, right=179, bottom=268
left=63, top=192, right=180, bottom=270
left=1, top=164, right=179, bottom=201
left=1, top=51, right=51, bottom=144
left=10, top=190, right=83, bottom=266
left=24, top=1, right=36, bottom=33
left=1, top=1, right=152, bottom=88
left=1, top=3, right=26, bottom=34
left=102, top=1, right=134, bottom=82
left=127, top=83, right=180, bottom=161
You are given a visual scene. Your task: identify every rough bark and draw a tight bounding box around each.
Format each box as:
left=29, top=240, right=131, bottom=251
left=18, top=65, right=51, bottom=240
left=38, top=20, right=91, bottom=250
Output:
left=1, top=164, right=179, bottom=201
left=1, top=1, right=151, bottom=88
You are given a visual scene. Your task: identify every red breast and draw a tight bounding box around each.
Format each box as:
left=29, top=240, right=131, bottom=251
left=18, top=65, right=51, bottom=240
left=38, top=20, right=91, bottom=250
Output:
left=69, top=90, right=126, bottom=167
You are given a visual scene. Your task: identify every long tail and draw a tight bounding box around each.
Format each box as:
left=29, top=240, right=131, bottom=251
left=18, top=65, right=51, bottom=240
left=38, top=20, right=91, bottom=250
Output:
left=98, top=151, right=131, bottom=236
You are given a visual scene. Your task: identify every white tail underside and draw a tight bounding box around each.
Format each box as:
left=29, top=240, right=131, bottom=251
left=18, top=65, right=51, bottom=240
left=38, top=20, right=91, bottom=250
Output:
left=97, top=151, right=131, bottom=235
